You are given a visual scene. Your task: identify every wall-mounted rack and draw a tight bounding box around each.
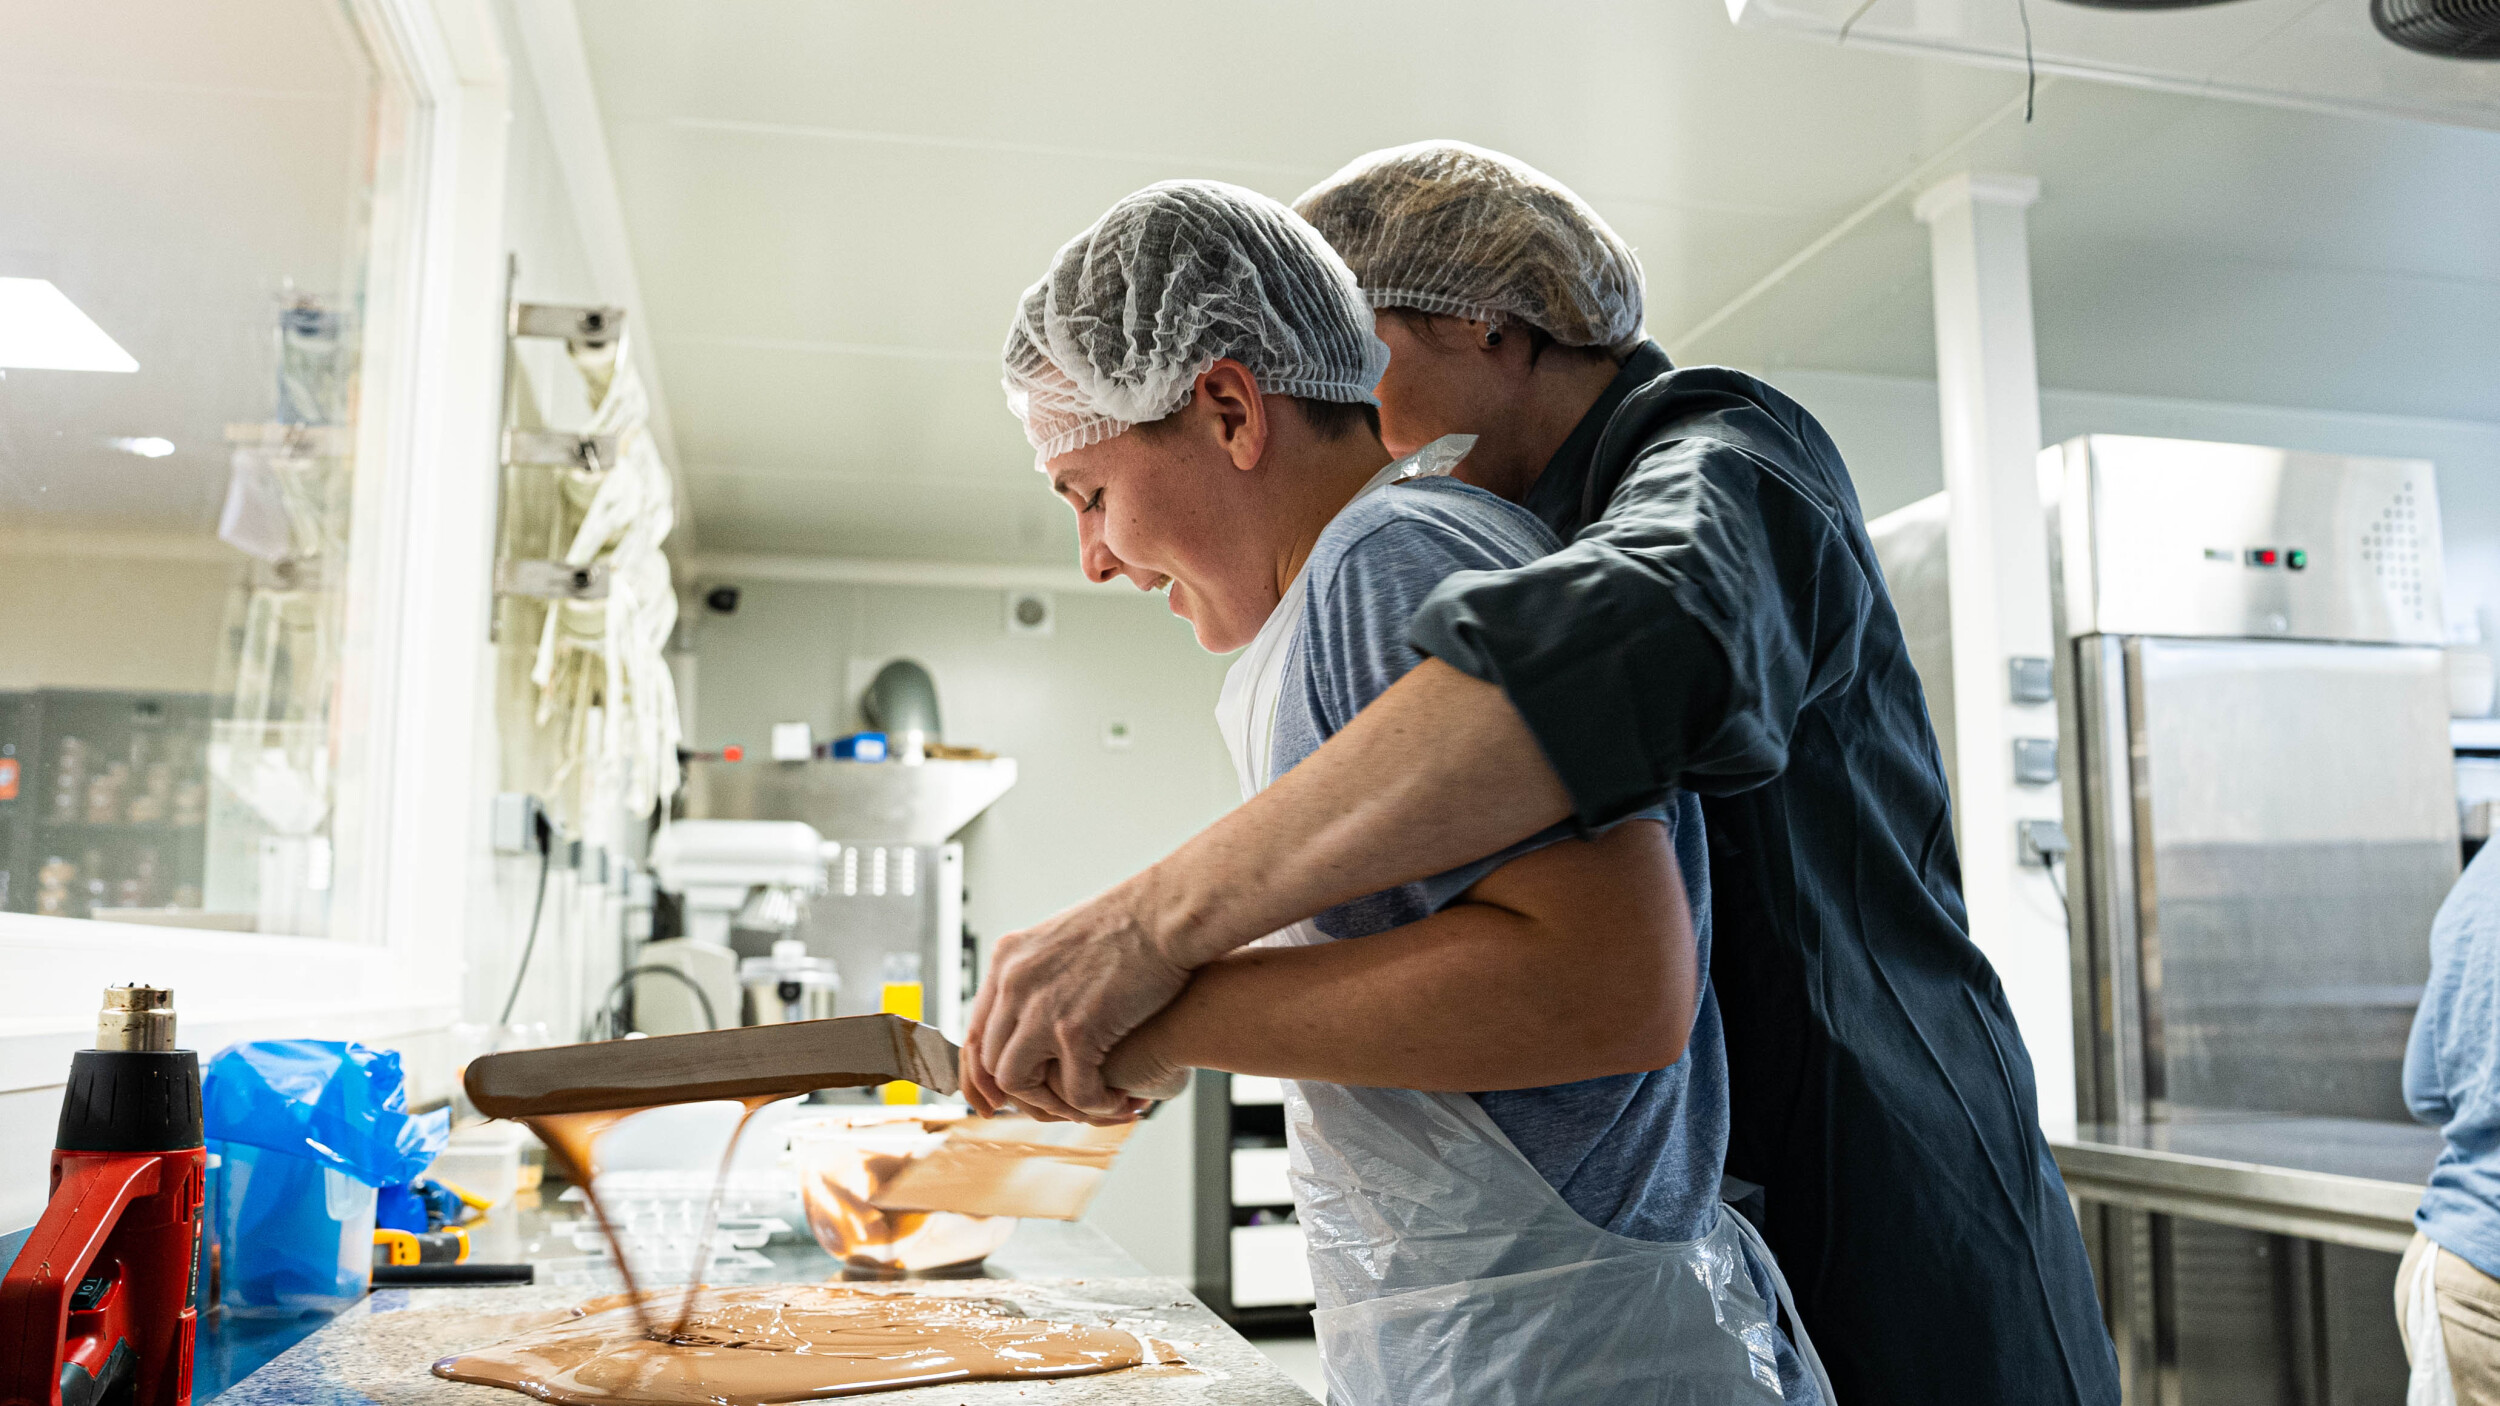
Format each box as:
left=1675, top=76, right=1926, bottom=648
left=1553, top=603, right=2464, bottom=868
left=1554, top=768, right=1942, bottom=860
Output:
left=494, top=283, right=631, bottom=632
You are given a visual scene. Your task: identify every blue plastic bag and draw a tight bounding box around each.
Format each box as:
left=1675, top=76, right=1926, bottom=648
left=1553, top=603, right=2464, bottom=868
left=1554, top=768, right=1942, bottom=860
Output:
left=203, top=1041, right=448, bottom=1313
left=203, top=1040, right=447, bottom=1186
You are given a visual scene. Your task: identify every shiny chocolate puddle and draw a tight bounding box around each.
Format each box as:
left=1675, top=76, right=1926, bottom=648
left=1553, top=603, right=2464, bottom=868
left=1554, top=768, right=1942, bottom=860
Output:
left=432, top=1283, right=1155, bottom=1403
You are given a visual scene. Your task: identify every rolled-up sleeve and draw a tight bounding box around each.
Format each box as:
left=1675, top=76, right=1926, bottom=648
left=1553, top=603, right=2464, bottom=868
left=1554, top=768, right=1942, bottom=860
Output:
left=1410, top=434, right=1873, bottom=826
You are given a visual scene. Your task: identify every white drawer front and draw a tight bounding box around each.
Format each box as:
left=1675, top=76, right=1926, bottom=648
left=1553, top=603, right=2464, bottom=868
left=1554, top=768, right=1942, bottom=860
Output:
left=1230, top=1147, right=1294, bottom=1207
left=1229, top=1223, right=1314, bottom=1308
left=1230, top=1075, right=1286, bottom=1105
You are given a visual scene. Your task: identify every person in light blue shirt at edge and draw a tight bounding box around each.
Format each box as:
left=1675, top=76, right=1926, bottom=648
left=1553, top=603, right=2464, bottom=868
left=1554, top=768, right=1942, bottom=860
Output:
left=2402, top=840, right=2500, bottom=1397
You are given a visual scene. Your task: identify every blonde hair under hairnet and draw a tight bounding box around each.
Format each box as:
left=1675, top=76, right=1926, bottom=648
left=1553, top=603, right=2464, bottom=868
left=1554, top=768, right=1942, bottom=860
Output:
left=1295, top=141, right=1647, bottom=358
left=1002, top=180, right=1390, bottom=464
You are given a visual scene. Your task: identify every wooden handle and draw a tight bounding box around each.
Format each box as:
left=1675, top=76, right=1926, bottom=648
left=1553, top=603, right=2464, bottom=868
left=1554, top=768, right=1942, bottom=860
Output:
left=463, top=1013, right=961, bottom=1119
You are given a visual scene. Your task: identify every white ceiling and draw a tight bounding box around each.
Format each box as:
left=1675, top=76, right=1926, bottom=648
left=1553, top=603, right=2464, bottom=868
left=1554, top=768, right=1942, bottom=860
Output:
left=15, top=0, right=2485, bottom=566
left=1735, top=0, right=2500, bottom=133
left=0, top=0, right=376, bottom=535
left=577, top=0, right=2500, bottom=567
left=1688, top=69, right=2500, bottom=411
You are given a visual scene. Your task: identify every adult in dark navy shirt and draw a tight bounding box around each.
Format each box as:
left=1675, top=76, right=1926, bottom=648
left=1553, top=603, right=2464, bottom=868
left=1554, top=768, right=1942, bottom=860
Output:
left=969, top=143, right=2118, bottom=1406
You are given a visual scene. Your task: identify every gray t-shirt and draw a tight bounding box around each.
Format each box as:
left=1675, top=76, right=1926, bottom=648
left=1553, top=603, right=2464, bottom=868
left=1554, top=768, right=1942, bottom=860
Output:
left=1271, top=475, right=1728, bottom=1245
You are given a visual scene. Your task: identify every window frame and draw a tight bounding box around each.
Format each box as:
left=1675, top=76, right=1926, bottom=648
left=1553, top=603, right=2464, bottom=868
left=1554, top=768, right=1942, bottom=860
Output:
left=0, top=0, right=512, bottom=1096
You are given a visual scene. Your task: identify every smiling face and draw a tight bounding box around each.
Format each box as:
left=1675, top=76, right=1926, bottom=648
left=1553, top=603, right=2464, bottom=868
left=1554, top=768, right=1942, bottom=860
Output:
left=1045, top=412, right=1283, bottom=654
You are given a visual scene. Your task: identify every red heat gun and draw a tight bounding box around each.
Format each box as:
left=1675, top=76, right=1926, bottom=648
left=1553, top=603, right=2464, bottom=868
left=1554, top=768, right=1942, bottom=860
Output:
left=0, top=987, right=206, bottom=1406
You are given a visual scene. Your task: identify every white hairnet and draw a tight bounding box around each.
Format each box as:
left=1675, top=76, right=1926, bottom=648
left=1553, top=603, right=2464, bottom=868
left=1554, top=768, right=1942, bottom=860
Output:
left=1295, top=141, right=1647, bottom=358
left=1002, top=180, right=1390, bottom=463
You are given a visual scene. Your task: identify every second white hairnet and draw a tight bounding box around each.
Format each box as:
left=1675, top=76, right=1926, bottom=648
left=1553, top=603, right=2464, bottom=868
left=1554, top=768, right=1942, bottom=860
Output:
left=1296, top=140, right=1648, bottom=357
left=1003, top=181, right=1390, bottom=464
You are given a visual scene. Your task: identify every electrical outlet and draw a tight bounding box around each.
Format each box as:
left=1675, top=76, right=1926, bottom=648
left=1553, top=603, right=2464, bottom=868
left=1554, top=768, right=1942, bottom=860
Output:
left=2012, top=737, right=2058, bottom=785
left=490, top=793, right=545, bottom=855
left=2008, top=656, right=2054, bottom=704
left=2018, top=819, right=2070, bottom=866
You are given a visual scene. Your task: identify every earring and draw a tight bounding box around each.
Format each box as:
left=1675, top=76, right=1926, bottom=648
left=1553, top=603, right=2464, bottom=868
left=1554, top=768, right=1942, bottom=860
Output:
left=1482, top=324, right=1503, bottom=348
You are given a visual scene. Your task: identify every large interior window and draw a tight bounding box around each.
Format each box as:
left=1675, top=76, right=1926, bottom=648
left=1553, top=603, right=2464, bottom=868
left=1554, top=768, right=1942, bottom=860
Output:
left=0, top=0, right=408, bottom=939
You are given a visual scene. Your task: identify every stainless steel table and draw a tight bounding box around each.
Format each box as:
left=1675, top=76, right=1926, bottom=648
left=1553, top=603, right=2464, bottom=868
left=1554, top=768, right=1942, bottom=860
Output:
left=2050, top=1113, right=2441, bottom=1253
left=2053, top=1113, right=2442, bottom=1404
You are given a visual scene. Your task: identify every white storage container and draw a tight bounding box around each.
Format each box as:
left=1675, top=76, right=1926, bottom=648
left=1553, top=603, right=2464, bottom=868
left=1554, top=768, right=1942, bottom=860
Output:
left=425, top=1122, right=530, bottom=1210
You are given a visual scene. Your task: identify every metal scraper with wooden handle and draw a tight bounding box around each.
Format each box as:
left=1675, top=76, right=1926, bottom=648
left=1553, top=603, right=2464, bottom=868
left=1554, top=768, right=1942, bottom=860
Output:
left=463, top=1013, right=959, bottom=1119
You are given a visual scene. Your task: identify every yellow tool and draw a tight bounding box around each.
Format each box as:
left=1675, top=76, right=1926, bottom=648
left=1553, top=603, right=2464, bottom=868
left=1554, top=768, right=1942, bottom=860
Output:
left=373, top=1226, right=470, bottom=1267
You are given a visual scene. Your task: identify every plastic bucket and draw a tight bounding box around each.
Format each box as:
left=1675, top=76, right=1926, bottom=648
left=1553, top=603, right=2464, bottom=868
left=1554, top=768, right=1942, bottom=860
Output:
left=212, top=1139, right=376, bottom=1315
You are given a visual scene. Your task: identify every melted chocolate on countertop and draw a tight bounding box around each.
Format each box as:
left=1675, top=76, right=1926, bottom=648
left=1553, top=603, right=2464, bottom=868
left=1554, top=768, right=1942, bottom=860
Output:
left=467, top=1101, right=1161, bottom=1402
left=431, top=1284, right=1151, bottom=1403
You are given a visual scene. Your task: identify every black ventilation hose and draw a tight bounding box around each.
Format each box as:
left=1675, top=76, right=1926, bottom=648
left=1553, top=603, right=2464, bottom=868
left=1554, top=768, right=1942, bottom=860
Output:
left=2372, top=0, right=2500, bottom=57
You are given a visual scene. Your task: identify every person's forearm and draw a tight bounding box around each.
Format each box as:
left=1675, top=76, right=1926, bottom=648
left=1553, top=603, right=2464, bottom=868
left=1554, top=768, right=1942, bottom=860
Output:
left=1112, top=890, right=1693, bottom=1094
left=1135, top=658, right=1571, bottom=969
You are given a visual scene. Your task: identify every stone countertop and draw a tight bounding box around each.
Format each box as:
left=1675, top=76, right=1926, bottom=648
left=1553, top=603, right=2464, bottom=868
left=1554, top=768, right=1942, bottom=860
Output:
left=204, top=1220, right=1316, bottom=1405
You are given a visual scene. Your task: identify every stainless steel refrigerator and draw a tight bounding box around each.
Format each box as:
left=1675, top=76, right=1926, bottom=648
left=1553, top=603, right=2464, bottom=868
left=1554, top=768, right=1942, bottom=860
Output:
left=2049, top=434, right=2457, bottom=1405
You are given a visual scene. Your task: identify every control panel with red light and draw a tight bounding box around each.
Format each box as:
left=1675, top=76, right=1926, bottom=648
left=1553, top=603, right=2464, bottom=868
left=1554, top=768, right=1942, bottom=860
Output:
left=2215, top=547, right=2308, bottom=571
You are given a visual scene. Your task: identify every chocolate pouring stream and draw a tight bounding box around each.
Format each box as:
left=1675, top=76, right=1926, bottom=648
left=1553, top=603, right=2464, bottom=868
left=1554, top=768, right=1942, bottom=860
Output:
left=465, top=1014, right=971, bottom=1335
left=450, top=1017, right=1163, bottom=1402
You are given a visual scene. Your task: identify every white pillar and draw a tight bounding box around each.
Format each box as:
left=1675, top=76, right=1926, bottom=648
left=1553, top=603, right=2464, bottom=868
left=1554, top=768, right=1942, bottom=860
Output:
left=1913, top=172, right=2073, bottom=1136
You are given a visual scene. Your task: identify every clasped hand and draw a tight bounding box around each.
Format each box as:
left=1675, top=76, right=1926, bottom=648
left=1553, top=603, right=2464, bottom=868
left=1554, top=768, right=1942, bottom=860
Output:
left=961, top=885, right=1194, bottom=1124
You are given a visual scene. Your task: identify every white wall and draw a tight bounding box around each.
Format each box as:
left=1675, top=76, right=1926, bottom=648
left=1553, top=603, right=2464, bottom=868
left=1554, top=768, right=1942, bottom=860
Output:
left=455, top=0, right=620, bottom=1055
left=684, top=579, right=1239, bottom=949
left=0, top=545, right=237, bottom=692
left=686, top=574, right=1237, bottom=1274
left=1775, top=366, right=2500, bottom=634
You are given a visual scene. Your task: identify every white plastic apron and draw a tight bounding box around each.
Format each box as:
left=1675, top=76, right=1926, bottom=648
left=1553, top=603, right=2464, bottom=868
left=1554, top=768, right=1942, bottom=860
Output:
left=1213, top=436, right=1830, bottom=1405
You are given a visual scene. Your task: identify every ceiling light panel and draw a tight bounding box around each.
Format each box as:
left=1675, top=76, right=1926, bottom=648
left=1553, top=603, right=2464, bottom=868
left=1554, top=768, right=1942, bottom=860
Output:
left=0, top=277, right=141, bottom=372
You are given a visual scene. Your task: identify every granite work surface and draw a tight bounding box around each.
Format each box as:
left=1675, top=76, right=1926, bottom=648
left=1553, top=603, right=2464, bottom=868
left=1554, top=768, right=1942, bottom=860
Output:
left=208, top=1275, right=1318, bottom=1405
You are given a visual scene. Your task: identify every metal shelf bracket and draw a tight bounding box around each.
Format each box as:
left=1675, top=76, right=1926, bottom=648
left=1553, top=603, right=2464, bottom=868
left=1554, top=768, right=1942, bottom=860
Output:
left=503, top=429, right=620, bottom=472
left=509, top=300, right=626, bottom=351
left=496, top=559, right=611, bottom=602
